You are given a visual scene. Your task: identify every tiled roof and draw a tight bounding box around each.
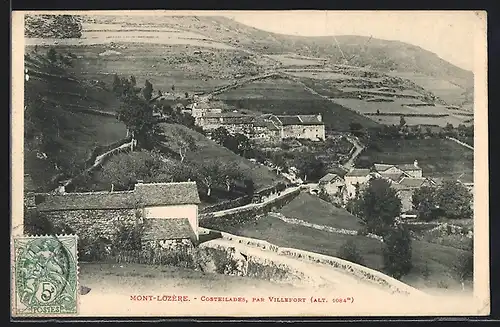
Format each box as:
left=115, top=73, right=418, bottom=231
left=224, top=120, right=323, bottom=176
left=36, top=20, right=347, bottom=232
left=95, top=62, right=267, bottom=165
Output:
left=134, top=182, right=201, bottom=206
left=397, top=164, right=421, bottom=171
left=298, top=115, right=322, bottom=124
left=36, top=182, right=201, bottom=211
left=380, top=173, right=406, bottom=182
left=373, top=163, right=395, bottom=172
left=276, top=115, right=324, bottom=126
left=36, top=191, right=137, bottom=211
left=319, top=173, right=342, bottom=184
left=392, top=177, right=435, bottom=189
left=346, top=168, right=371, bottom=177
left=141, top=218, right=195, bottom=241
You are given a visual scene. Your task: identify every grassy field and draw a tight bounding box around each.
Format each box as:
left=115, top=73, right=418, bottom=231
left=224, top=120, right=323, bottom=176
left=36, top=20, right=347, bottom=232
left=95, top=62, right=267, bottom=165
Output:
left=159, top=123, right=286, bottom=191
left=214, top=77, right=381, bottom=131
left=356, top=138, right=474, bottom=183
left=27, top=42, right=267, bottom=96
left=279, top=193, right=362, bottom=231
left=24, top=51, right=127, bottom=191
left=227, top=193, right=470, bottom=290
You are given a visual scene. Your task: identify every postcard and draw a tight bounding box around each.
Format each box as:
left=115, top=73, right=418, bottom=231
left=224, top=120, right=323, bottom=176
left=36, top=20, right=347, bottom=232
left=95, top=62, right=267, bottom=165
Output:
left=10, top=10, right=489, bottom=318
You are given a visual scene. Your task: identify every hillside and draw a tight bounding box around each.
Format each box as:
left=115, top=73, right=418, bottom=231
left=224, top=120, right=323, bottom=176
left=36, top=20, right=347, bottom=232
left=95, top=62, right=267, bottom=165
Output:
left=24, top=49, right=127, bottom=192
left=158, top=123, right=286, bottom=192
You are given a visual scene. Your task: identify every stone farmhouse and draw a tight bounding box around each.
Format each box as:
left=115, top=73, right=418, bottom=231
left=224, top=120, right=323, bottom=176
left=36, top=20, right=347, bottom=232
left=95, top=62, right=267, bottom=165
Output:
left=318, top=160, right=436, bottom=213
left=26, top=181, right=202, bottom=249
left=196, top=111, right=325, bottom=141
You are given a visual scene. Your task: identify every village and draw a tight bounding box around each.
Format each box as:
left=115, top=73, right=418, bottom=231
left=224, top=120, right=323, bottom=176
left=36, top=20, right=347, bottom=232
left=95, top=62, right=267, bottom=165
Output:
left=21, top=14, right=476, bottom=302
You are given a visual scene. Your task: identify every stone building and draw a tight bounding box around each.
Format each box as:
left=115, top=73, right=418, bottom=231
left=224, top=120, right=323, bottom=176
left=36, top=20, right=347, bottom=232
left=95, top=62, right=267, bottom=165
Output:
left=391, top=177, right=437, bottom=212
left=270, top=114, right=326, bottom=141
left=30, top=181, right=201, bottom=248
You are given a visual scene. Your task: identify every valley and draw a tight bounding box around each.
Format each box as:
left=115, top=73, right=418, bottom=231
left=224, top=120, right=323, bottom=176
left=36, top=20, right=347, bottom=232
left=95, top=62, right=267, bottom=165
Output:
left=22, top=13, right=475, bottom=300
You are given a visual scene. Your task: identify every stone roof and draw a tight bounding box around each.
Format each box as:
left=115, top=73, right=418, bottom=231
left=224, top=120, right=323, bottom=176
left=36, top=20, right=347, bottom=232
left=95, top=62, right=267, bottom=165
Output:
left=345, top=168, right=371, bottom=177
left=36, top=182, right=201, bottom=211
left=141, top=218, right=196, bottom=241
left=36, top=191, right=137, bottom=211
left=134, top=182, right=201, bottom=206
left=392, top=177, right=435, bottom=190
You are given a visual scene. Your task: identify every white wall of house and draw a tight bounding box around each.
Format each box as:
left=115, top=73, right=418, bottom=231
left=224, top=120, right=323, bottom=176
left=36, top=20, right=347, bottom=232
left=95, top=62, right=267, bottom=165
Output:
left=405, top=169, right=423, bottom=178
left=143, top=204, right=199, bottom=239
left=282, top=125, right=326, bottom=141
left=345, top=175, right=370, bottom=186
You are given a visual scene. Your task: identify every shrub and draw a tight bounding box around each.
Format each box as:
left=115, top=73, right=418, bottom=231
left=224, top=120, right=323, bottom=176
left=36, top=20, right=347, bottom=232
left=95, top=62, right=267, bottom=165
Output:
left=336, top=240, right=365, bottom=265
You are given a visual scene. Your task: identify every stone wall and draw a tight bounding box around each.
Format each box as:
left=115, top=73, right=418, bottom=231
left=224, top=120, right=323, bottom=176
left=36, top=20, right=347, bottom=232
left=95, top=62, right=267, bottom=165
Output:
left=43, top=208, right=140, bottom=243
left=199, top=188, right=301, bottom=231
left=203, top=228, right=423, bottom=296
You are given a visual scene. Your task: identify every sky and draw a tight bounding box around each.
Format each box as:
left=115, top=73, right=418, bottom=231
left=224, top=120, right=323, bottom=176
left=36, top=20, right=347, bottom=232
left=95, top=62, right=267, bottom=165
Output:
left=220, top=11, right=481, bottom=71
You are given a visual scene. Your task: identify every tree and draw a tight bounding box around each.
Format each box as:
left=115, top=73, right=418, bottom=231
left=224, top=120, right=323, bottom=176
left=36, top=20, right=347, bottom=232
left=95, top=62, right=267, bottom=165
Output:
left=112, top=74, right=122, bottom=95
left=243, top=179, right=255, bottom=197
left=399, top=115, right=406, bottom=128
left=353, top=178, right=402, bottom=235
left=142, top=79, right=153, bottom=101
left=192, top=160, right=222, bottom=197
left=337, top=240, right=365, bottom=265
left=382, top=225, right=413, bottom=279
left=47, top=47, right=57, bottom=63
left=219, top=162, right=245, bottom=192
left=167, top=127, right=197, bottom=163
left=129, top=75, right=137, bottom=87
left=211, top=127, right=230, bottom=145
left=99, top=151, right=163, bottom=190
left=117, top=95, right=159, bottom=149
left=185, top=92, right=189, bottom=98
left=294, top=154, right=326, bottom=182
left=434, top=180, right=473, bottom=219
left=412, top=186, right=439, bottom=221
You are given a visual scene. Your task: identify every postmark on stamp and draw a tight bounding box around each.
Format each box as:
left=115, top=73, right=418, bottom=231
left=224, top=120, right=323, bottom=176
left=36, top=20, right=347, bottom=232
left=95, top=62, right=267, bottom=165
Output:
left=13, top=234, right=78, bottom=316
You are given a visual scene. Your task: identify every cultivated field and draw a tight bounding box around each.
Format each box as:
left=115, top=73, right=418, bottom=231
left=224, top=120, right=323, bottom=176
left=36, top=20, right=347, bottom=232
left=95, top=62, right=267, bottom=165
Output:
left=389, top=72, right=472, bottom=108
left=213, top=77, right=381, bottom=131
left=356, top=138, right=474, bottom=183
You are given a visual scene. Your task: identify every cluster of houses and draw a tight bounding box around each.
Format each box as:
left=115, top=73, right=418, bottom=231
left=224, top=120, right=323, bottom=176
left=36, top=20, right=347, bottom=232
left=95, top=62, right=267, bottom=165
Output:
left=182, top=101, right=325, bottom=142
left=195, top=111, right=326, bottom=142
left=317, top=160, right=437, bottom=213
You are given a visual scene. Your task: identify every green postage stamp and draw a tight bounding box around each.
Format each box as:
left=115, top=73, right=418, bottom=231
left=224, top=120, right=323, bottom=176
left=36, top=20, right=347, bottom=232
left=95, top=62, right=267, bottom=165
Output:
left=13, top=235, right=79, bottom=316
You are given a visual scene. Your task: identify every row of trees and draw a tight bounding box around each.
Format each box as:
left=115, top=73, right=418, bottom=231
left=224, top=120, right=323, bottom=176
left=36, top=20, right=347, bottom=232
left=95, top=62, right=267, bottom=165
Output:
left=90, top=150, right=253, bottom=199
left=412, top=181, right=473, bottom=221
left=350, top=121, right=473, bottom=141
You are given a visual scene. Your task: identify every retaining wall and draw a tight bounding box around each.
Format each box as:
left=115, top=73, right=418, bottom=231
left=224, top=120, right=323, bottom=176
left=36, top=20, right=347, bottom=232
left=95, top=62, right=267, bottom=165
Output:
left=200, top=227, right=423, bottom=296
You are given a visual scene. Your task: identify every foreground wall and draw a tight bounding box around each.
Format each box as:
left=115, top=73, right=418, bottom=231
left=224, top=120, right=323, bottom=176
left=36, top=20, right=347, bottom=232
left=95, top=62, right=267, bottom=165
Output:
left=200, top=227, right=424, bottom=297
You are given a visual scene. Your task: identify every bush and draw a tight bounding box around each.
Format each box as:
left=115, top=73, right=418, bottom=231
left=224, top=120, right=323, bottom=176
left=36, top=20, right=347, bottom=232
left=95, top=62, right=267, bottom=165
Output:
left=336, top=240, right=365, bottom=265
left=382, top=226, right=413, bottom=279
left=454, top=238, right=473, bottom=282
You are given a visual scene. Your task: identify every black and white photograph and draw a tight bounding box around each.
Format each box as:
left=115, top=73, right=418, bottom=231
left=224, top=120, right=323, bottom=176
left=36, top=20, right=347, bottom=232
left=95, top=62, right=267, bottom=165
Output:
left=11, top=10, right=488, bottom=317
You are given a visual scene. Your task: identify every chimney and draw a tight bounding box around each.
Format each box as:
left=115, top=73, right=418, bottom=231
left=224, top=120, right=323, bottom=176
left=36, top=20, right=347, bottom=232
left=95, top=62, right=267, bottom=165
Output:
left=317, top=114, right=322, bottom=122
left=414, top=160, right=419, bottom=168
